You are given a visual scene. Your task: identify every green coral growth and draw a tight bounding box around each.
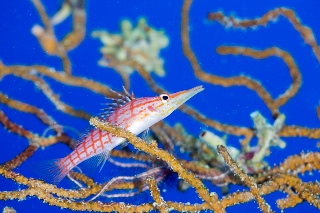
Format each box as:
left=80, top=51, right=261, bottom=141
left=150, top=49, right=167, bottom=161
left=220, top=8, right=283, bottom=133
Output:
left=92, top=18, right=169, bottom=77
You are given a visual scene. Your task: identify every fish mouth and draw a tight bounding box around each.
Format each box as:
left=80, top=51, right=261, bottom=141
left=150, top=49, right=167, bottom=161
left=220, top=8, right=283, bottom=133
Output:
left=184, top=85, right=204, bottom=98
left=190, top=85, right=204, bottom=93
left=173, top=85, right=204, bottom=106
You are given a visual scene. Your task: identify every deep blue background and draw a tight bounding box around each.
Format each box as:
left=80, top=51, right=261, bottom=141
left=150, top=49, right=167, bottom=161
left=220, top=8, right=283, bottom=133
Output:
left=0, top=0, right=319, bottom=212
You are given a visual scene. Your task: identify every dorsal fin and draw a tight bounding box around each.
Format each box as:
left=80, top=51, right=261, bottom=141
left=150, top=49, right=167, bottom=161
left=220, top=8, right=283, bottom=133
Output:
left=99, top=87, right=135, bottom=120
left=72, top=87, right=134, bottom=149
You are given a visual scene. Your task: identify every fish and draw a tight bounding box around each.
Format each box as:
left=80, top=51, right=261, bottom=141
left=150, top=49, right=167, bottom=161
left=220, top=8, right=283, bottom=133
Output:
left=45, top=85, right=204, bottom=184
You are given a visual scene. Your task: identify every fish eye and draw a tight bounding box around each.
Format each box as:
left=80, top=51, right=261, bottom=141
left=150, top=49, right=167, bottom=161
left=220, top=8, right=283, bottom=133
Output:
left=160, top=94, right=169, bottom=103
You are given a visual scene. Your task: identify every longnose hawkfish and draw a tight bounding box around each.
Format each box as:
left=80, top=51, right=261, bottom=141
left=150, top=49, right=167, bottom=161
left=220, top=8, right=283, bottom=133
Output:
left=45, top=86, right=204, bottom=184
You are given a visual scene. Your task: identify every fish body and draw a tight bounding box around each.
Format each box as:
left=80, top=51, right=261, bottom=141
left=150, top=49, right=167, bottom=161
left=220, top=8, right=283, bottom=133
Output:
left=48, top=85, right=204, bottom=183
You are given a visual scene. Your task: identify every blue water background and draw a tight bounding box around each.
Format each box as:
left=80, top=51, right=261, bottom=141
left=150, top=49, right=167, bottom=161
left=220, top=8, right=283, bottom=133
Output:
left=0, top=0, right=319, bottom=212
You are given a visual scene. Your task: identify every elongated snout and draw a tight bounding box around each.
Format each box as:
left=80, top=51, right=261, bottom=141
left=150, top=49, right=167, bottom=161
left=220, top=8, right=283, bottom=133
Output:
left=169, top=85, right=204, bottom=107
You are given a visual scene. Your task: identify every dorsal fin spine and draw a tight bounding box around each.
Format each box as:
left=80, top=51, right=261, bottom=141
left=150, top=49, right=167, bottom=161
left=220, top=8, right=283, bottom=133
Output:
left=100, top=87, right=135, bottom=119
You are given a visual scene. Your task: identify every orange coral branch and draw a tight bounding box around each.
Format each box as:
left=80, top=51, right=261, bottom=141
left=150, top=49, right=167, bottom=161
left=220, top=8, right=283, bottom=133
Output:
left=2, top=145, right=38, bottom=170
left=89, top=117, right=225, bottom=212
left=31, top=0, right=86, bottom=75
left=208, top=8, right=320, bottom=62
left=217, top=145, right=274, bottom=213
left=217, top=46, right=302, bottom=116
left=182, top=0, right=275, bottom=116
left=0, top=62, right=116, bottom=98
left=1, top=0, right=319, bottom=212
left=0, top=92, right=59, bottom=127
left=145, top=176, right=169, bottom=213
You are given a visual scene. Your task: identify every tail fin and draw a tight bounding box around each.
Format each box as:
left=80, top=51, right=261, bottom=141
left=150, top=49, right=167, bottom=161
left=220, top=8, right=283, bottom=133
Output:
left=33, top=158, right=71, bottom=184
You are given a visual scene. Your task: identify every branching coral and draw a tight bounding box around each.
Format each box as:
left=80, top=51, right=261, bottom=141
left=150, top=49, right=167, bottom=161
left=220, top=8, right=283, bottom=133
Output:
left=0, top=0, right=320, bottom=212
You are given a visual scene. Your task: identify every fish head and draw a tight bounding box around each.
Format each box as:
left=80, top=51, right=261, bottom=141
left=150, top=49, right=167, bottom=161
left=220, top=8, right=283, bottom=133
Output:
left=121, top=85, right=204, bottom=135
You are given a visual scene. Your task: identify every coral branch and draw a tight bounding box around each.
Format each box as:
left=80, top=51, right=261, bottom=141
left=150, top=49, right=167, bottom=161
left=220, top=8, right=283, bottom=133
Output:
left=146, top=176, right=169, bottom=213
left=0, top=92, right=58, bottom=127
left=1, top=0, right=319, bottom=212
left=217, top=46, right=302, bottom=116
left=208, top=8, right=320, bottom=62
left=2, top=145, right=38, bottom=170
left=182, top=0, right=277, bottom=116
left=217, top=145, right=274, bottom=213
left=0, top=63, right=116, bottom=98
left=89, top=116, right=225, bottom=212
